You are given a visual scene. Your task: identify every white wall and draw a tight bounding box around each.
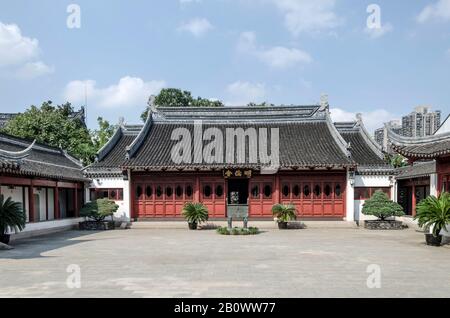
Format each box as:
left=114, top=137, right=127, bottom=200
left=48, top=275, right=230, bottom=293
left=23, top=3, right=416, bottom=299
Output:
left=353, top=175, right=393, bottom=221
left=89, top=177, right=130, bottom=221
left=346, top=169, right=354, bottom=222
left=1, top=185, right=28, bottom=221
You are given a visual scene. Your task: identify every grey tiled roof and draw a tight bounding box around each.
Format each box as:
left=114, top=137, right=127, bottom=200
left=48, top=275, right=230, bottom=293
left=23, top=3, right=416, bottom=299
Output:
left=123, top=121, right=354, bottom=169
left=396, top=161, right=436, bottom=180
left=335, top=121, right=392, bottom=174
left=84, top=125, right=141, bottom=176
left=0, top=133, right=85, bottom=181
left=388, top=129, right=450, bottom=159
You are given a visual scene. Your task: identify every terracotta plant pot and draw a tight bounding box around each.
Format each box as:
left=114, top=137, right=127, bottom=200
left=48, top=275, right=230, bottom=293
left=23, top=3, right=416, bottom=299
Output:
left=188, top=222, right=198, bottom=230
left=278, top=222, right=288, bottom=230
left=425, top=234, right=442, bottom=247
left=0, top=234, right=10, bottom=245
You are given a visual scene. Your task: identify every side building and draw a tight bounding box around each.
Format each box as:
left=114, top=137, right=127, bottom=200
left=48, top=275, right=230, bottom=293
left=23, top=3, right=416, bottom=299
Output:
left=0, top=133, right=87, bottom=237
left=335, top=116, right=395, bottom=223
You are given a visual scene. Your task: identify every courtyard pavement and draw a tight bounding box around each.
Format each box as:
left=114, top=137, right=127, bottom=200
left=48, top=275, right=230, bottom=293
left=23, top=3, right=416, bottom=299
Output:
left=0, top=223, right=449, bottom=298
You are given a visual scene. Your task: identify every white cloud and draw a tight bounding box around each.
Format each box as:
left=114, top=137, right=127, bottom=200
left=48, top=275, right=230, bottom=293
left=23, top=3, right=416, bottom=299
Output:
left=16, top=61, right=54, bottom=79
left=270, top=0, right=342, bottom=36
left=63, top=76, right=166, bottom=108
left=417, top=0, right=450, bottom=23
left=330, top=108, right=399, bottom=135
left=364, top=22, right=393, bottom=39
left=178, top=18, right=213, bottom=37
left=237, top=31, right=312, bottom=69
left=0, top=21, right=53, bottom=79
left=226, top=81, right=266, bottom=106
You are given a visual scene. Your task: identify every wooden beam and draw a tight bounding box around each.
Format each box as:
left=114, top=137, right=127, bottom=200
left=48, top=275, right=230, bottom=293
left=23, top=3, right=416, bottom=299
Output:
left=28, top=185, right=35, bottom=223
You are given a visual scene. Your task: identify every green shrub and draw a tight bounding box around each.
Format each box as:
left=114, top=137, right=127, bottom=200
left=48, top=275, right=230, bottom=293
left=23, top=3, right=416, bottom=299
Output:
left=80, top=199, right=119, bottom=222
left=216, top=226, right=260, bottom=235
left=415, top=192, right=450, bottom=237
left=0, top=195, right=26, bottom=235
left=362, top=190, right=404, bottom=220
left=182, top=202, right=209, bottom=224
left=272, top=203, right=297, bottom=222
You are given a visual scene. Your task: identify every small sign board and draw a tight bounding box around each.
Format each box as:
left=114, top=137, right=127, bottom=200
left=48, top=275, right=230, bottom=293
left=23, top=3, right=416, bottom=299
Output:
left=223, top=169, right=252, bottom=179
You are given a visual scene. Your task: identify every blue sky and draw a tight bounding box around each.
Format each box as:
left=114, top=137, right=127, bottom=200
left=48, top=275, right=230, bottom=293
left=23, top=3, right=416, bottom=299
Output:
left=0, top=0, right=449, bottom=133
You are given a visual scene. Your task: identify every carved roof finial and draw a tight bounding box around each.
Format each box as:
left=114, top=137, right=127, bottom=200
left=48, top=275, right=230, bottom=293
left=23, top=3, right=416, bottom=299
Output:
left=320, top=93, right=329, bottom=111
left=148, top=95, right=157, bottom=113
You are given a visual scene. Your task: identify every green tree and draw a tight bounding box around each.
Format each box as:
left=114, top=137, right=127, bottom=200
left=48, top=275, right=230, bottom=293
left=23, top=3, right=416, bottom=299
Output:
left=362, top=190, right=405, bottom=220
left=80, top=199, right=119, bottom=222
left=92, top=117, right=116, bottom=151
left=2, top=101, right=96, bottom=164
left=0, top=195, right=26, bottom=236
left=415, top=193, right=450, bottom=237
left=385, top=153, right=407, bottom=168
left=140, top=88, right=224, bottom=121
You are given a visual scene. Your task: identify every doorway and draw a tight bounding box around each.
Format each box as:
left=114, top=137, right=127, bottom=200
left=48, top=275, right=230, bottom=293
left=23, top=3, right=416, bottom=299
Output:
left=227, top=179, right=249, bottom=205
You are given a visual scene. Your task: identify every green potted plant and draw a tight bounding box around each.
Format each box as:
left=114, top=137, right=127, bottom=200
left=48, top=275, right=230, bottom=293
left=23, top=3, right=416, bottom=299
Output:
left=415, top=192, right=450, bottom=247
left=182, top=202, right=209, bottom=230
left=362, top=190, right=405, bottom=229
left=0, top=195, right=26, bottom=244
left=79, top=198, right=119, bottom=230
left=272, top=203, right=297, bottom=229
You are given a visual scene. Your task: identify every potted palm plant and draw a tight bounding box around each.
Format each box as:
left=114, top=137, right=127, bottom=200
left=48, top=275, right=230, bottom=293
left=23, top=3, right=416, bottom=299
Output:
left=0, top=195, right=26, bottom=244
left=272, top=203, right=297, bottom=229
left=415, top=192, right=450, bottom=247
left=182, top=202, right=209, bottom=230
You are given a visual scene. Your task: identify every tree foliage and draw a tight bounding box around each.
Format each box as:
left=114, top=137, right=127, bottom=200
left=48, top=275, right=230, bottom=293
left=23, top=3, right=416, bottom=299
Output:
left=272, top=203, right=297, bottom=222
left=181, top=202, right=209, bottom=224
left=362, top=190, right=405, bottom=220
left=385, top=153, right=407, bottom=168
left=80, top=199, right=119, bottom=222
left=415, top=192, right=450, bottom=237
left=140, top=88, right=224, bottom=121
left=2, top=101, right=96, bottom=164
left=247, top=102, right=274, bottom=107
left=91, top=117, right=116, bottom=152
left=0, top=195, right=26, bottom=235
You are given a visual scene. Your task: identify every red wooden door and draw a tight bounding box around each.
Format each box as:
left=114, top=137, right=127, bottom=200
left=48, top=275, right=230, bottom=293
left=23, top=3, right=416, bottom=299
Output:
left=200, top=177, right=226, bottom=218
left=249, top=176, right=275, bottom=217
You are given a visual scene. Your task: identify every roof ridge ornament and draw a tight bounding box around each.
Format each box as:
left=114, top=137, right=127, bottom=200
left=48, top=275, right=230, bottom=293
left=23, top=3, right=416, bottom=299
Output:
left=319, top=93, right=329, bottom=111
left=148, top=95, right=158, bottom=113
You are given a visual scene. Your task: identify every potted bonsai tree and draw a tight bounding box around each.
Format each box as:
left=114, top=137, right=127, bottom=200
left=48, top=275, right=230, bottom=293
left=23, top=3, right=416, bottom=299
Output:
left=272, top=203, right=297, bottom=229
left=182, top=202, right=209, bottom=230
left=0, top=195, right=26, bottom=244
left=362, top=190, right=405, bottom=230
left=414, top=192, right=450, bottom=247
left=79, top=198, right=119, bottom=230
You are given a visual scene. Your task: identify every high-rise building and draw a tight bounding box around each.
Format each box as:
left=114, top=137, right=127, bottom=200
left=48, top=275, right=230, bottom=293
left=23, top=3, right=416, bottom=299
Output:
left=401, top=106, right=441, bottom=137
left=374, top=106, right=442, bottom=151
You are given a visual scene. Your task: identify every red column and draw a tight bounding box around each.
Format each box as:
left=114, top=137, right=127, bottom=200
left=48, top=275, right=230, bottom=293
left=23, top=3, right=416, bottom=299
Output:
left=411, top=184, right=416, bottom=217
left=195, top=175, right=200, bottom=202
left=274, top=175, right=280, bottom=204
left=54, top=186, right=60, bottom=219
left=74, top=187, right=79, bottom=217
left=28, top=184, right=35, bottom=222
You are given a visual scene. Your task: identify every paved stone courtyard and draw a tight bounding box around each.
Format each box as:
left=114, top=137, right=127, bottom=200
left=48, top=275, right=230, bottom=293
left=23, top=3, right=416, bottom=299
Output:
left=1, top=224, right=449, bottom=298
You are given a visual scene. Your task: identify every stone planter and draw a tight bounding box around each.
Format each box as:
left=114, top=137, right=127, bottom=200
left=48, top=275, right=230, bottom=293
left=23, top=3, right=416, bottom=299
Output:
left=0, top=234, right=10, bottom=245
left=364, top=220, right=403, bottom=230
left=425, top=234, right=442, bottom=247
left=277, top=222, right=288, bottom=230
left=79, top=221, right=115, bottom=231
left=188, top=222, right=198, bottom=230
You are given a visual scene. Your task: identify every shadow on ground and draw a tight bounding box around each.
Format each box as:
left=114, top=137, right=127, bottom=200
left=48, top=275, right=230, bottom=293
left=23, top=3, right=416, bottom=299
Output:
left=0, top=230, right=101, bottom=260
